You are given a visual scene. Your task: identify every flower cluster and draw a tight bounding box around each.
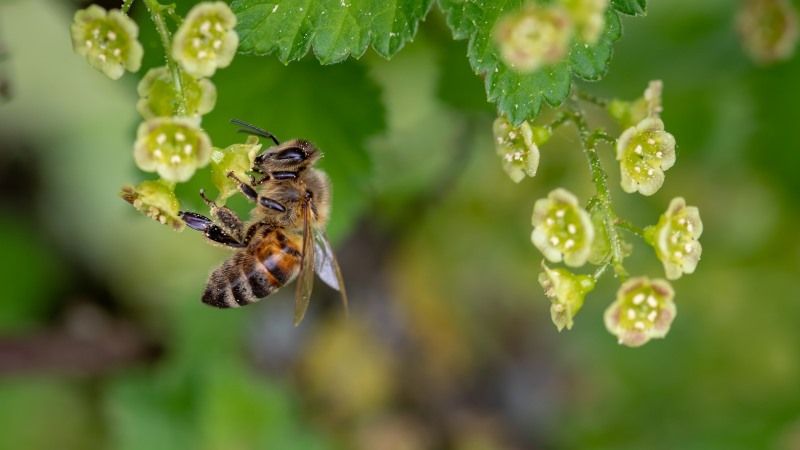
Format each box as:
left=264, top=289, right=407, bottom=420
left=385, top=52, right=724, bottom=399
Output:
left=70, top=5, right=143, bottom=80
left=493, top=1, right=608, bottom=73
left=69, top=1, right=243, bottom=228
left=520, top=80, right=701, bottom=347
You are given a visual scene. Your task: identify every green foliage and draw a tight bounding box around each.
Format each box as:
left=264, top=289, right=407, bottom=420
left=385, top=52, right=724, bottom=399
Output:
left=232, top=0, right=434, bottom=64
left=439, top=1, right=622, bottom=124
left=611, top=0, right=647, bottom=16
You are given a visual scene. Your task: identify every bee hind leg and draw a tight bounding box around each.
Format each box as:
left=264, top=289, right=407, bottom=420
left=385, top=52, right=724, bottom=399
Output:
left=179, top=211, right=245, bottom=248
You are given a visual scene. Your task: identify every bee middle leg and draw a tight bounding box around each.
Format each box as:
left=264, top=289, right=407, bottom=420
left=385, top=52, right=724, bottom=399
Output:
left=199, top=189, right=244, bottom=240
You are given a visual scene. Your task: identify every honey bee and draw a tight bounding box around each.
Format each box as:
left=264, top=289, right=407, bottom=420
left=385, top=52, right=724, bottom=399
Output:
left=179, top=119, right=347, bottom=325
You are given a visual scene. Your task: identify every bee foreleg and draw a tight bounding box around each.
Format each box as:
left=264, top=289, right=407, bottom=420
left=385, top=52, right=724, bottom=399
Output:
left=226, top=172, right=258, bottom=202
left=178, top=211, right=245, bottom=248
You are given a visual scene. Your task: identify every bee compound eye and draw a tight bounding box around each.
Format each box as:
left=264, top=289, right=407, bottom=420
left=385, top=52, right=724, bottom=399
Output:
left=275, top=147, right=305, bottom=162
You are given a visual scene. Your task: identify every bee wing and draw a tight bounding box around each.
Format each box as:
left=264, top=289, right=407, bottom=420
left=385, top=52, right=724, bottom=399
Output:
left=293, top=200, right=315, bottom=326
left=313, top=230, right=349, bottom=313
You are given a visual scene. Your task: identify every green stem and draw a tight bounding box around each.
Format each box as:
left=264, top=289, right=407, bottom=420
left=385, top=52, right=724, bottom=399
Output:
left=592, top=261, right=611, bottom=281
left=121, top=0, right=135, bottom=14
left=615, top=218, right=646, bottom=239
left=143, top=0, right=187, bottom=116
left=569, top=108, right=628, bottom=279
left=574, top=88, right=610, bottom=108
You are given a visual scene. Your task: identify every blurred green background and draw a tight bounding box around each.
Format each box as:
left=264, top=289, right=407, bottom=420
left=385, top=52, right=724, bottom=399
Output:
left=1, top=0, right=800, bottom=449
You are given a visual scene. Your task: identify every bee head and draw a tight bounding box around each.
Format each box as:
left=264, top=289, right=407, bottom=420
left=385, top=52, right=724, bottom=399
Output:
left=252, top=139, right=321, bottom=174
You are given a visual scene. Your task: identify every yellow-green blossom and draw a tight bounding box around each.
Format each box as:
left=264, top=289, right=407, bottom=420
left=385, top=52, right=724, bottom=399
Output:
left=493, top=116, right=545, bottom=183
left=604, top=277, right=676, bottom=347
left=136, top=66, right=217, bottom=119
left=608, top=80, right=663, bottom=129
left=494, top=4, right=574, bottom=73
left=737, top=0, right=799, bottom=65
left=539, top=263, right=595, bottom=331
left=70, top=5, right=143, bottom=80
left=120, top=179, right=183, bottom=230
left=210, top=136, right=262, bottom=203
left=645, top=197, right=703, bottom=280
left=133, top=117, right=212, bottom=183
left=561, top=0, right=608, bottom=44
left=616, top=117, right=676, bottom=196
left=531, top=188, right=594, bottom=267
left=172, top=2, right=239, bottom=77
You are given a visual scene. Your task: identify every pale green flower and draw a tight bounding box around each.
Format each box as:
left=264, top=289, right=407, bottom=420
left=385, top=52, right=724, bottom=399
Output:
left=172, top=2, right=239, bottom=77
left=133, top=117, right=212, bottom=183
left=645, top=197, right=703, bottom=280
left=493, top=116, right=544, bottom=183
left=561, top=0, right=608, bottom=44
left=136, top=66, right=217, bottom=119
left=616, top=117, right=676, bottom=196
left=539, top=263, right=595, bottom=331
left=494, top=4, right=574, bottom=73
left=737, top=0, right=799, bottom=65
left=531, top=188, right=594, bottom=267
left=608, top=80, right=663, bottom=129
left=604, top=277, right=676, bottom=347
left=70, top=5, right=143, bottom=80
left=210, top=136, right=262, bottom=203
left=120, top=179, right=183, bottom=230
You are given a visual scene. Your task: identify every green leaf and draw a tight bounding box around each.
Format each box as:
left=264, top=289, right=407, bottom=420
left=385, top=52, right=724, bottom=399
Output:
left=439, top=1, right=624, bottom=124
left=231, top=0, right=434, bottom=64
left=611, top=0, right=647, bottom=16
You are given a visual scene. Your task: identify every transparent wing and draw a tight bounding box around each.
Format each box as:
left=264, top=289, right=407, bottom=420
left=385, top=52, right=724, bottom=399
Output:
left=313, top=230, right=349, bottom=314
left=293, top=201, right=315, bottom=326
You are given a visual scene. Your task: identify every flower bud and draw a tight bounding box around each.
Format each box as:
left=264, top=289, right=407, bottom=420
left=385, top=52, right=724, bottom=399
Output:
left=539, top=263, right=595, bottom=331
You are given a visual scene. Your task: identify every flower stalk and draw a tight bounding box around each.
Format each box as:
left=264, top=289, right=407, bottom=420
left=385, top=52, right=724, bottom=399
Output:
left=143, top=0, right=187, bottom=116
left=569, top=107, right=628, bottom=279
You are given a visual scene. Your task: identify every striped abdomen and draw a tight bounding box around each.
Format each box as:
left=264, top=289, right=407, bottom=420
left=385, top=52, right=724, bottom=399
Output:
left=202, top=229, right=302, bottom=308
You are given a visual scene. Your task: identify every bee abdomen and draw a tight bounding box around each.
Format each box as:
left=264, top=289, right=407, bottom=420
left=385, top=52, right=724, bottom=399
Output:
left=202, top=253, right=277, bottom=308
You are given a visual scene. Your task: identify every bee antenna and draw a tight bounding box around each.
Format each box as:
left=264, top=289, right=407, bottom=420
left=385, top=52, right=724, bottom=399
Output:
left=230, top=118, right=280, bottom=146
